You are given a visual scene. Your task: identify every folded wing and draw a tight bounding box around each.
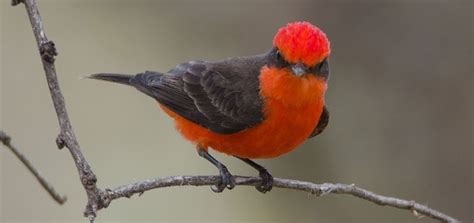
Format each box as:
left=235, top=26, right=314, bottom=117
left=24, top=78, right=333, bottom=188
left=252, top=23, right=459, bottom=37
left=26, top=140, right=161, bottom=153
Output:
left=130, top=57, right=265, bottom=134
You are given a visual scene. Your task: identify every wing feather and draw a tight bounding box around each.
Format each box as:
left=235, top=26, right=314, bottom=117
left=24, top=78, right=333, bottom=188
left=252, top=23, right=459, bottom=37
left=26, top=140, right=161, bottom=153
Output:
left=130, top=56, right=266, bottom=134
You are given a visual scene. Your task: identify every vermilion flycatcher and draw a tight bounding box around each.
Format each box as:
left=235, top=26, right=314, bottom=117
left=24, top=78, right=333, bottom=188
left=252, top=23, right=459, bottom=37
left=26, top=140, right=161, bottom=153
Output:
left=89, top=21, right=330, bottom=193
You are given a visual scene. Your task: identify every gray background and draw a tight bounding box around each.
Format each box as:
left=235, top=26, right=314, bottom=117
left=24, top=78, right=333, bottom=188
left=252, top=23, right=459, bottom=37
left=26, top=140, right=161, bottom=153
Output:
left=1, top=0, right=472, bottom=222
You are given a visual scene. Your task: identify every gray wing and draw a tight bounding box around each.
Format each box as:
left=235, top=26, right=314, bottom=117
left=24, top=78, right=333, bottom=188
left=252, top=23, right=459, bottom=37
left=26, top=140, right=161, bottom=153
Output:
left=130, top=56, right=266, bottom=134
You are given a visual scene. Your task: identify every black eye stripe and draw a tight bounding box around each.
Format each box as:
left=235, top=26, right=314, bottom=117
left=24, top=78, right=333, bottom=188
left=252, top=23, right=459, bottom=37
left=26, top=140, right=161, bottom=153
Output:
left=310, top=58, right=326, bottom=71
left=267, top=48, right=329, bottom=80
left=311, top=58, right=329, bottom=79
left=276, top=50, right=282, bottom=60
left=269, top=48, right=289, bottom=68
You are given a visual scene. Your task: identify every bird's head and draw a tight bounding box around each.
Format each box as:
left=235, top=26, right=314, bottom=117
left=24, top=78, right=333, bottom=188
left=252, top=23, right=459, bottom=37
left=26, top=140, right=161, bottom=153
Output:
left=269, top=21, right=330, bottom=79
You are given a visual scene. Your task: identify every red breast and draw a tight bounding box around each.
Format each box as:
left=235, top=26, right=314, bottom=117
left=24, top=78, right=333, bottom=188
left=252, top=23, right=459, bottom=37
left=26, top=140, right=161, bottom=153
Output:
left=161, top=65, right=326, bottom=159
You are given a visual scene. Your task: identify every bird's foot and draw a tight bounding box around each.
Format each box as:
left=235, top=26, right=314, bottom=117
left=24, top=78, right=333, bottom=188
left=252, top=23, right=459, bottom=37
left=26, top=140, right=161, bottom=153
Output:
left=256, top=168, right=273, bottom=193
left=211, top=165, right=235, bottom=193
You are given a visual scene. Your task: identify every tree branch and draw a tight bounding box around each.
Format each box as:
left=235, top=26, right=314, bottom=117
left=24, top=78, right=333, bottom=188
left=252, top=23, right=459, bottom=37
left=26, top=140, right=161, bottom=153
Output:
left=11, top=0, right=101, bottom=220
left=0, top=131, right=67, bottom=204
left=9, top=0, right=461, bottom=222
left=100, top=175, right=460, bottom=223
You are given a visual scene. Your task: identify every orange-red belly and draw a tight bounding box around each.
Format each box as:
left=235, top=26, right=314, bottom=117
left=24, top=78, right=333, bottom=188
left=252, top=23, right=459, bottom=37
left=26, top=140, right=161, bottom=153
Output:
left=161, top=66, right=327, bottom=159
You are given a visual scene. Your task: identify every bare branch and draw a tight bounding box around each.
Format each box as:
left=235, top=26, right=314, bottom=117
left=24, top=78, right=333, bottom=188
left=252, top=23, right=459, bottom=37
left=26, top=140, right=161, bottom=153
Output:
left=99, top=175, right=460, bottom=223
left=11, top=0, right=101, bottom=220
left=0, top=131, right=67, bottom=204
left=9, top=0, right=461, bottom=223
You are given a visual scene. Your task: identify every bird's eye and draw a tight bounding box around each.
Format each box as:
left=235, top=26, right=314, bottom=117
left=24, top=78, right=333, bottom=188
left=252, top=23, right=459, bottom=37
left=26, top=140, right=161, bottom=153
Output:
left=310, top=58, right=329, bottom=79
left=275, top=50, right=288, bottom=67
left=276, top=50, right=283, bottom=61
left=311, top=58, right=326, bottom=72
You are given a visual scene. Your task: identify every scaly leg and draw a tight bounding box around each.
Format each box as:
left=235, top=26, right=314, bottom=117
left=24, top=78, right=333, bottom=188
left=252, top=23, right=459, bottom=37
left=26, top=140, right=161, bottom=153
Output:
left=197, top=147, right=235, bottom=192
left=236, top=157, right=273, bottom=193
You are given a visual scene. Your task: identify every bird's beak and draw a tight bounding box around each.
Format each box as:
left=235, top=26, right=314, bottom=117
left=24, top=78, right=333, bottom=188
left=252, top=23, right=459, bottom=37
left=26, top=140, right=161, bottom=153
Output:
left=290, top=63, right=309, bottom=77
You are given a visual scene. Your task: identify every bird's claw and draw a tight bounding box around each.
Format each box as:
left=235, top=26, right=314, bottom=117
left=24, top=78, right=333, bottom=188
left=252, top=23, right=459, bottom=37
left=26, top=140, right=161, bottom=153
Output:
left=211, top=166, right=235, bottom=193
left=256, top=169, right=273, bottom=193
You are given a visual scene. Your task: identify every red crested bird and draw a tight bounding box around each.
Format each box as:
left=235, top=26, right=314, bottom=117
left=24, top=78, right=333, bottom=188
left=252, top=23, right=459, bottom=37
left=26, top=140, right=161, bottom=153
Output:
left=88, top=21, right=331, bottom=193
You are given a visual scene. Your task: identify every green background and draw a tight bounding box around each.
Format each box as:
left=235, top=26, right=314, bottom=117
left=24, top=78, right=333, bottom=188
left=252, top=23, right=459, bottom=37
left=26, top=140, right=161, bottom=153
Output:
left=1, top=0, right=472, bottom=222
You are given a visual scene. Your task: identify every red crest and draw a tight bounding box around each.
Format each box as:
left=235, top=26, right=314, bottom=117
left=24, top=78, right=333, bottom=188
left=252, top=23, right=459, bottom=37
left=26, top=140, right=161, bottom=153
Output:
left=273, top=22, right=330, bottom=67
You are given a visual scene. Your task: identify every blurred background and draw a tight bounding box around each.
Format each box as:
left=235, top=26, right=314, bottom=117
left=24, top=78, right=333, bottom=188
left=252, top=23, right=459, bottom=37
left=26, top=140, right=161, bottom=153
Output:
left=1, top=0, right=472, bottom=222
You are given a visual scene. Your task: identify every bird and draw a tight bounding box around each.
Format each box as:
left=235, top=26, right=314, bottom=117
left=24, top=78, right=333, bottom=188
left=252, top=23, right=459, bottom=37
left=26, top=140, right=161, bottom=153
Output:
left=88, top=21, right=331, bottom=193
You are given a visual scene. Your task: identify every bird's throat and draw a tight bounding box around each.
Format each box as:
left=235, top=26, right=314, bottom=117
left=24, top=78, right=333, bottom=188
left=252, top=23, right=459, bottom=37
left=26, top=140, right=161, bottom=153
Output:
left=259, top=66, right=327, bottom=108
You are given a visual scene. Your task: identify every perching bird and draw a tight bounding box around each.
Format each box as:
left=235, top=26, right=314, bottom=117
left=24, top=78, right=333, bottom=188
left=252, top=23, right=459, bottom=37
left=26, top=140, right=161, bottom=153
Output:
left=88, top=21, right=330, bottom=193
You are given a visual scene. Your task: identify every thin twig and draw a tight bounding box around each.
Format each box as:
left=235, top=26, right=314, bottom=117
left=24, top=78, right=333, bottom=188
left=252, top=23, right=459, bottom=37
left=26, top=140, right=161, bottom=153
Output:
left=12, top=0, right=101, bottom=220
left=9, top=0, right=462, bottom=222
left=0, top=131, right=67, bottom=204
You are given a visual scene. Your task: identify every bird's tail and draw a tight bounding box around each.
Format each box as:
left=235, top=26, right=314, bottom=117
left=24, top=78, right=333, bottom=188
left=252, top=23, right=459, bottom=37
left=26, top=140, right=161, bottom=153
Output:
left=88, top=71, right=165, bottom=100
left=87, top=73, right=134, bottom=86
